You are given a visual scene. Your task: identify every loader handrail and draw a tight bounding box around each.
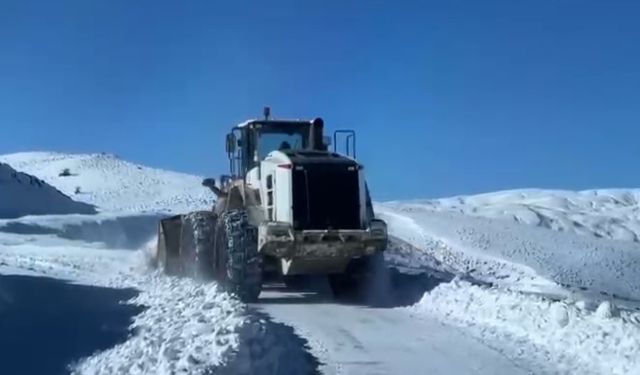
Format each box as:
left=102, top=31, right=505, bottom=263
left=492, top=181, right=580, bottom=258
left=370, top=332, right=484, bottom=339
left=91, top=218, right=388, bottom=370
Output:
left=333, top=129, right=357, bottom=158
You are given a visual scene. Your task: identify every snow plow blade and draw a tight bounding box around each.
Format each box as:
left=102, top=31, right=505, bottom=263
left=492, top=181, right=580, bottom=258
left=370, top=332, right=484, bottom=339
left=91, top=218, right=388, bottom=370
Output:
left=157, top=215, right=182, bottom=274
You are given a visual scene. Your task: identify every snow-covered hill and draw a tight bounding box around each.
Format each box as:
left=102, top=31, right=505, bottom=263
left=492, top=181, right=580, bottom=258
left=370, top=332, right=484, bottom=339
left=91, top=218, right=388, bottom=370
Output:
left=379, top=188, right=640, bottom=302
left=393, top=189, right=640, bottom=242
left=379, top=203, right=640, bottom=301
left=0, top=161, right=95, bottom=218
left=0, top=152, right=213, bottom=214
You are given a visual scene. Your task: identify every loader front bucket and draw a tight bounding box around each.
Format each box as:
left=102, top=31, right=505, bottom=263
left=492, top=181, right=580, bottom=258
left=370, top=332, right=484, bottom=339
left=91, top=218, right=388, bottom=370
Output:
left=157, top=215, right=183, bottom=275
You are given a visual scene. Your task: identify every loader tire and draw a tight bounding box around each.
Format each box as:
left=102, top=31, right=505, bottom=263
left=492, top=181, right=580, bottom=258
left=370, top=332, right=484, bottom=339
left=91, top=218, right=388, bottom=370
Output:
left=180, top=211, right=216, bottom=279
left=214, top=209, right=262, bottom=302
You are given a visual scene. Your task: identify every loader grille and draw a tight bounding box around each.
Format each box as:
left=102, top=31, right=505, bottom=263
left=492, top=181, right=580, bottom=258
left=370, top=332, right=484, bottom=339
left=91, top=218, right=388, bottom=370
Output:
left=291, top=163, right=361, bottom=230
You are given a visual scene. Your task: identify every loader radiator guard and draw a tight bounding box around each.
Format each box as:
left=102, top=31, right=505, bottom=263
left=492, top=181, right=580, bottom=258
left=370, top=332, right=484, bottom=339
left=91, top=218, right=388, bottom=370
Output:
left=291, top=163, right=361, bottom=230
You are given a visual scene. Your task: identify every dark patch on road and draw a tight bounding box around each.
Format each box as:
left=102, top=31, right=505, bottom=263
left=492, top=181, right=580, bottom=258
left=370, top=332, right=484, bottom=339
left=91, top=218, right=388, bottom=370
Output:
left=333, top=267, right=454, bottom=308
left=212, top=309, right=321, bottom=375
left=0, top=274, right=143, bottom=375
left=258, top=266, right=454, bottom=309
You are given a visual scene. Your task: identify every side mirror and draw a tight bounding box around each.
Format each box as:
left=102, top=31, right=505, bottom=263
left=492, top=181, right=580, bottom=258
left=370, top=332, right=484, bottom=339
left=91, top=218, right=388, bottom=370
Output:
left=225, top=133, right=237, bottom=154
left=202, top=178, right=216, bottom=188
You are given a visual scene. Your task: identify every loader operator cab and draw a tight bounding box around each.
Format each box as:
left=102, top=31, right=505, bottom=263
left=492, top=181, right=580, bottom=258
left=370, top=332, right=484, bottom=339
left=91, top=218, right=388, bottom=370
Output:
left=225, top=117, right=334, bottom=177
left=224, top=108, right=358, bottom=179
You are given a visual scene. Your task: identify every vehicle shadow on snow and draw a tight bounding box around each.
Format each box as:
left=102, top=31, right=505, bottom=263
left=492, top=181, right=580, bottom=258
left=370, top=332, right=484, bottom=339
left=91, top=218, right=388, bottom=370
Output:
left=212, top=310, right=321, bottom=375
left=260, top=266, right=454, bottom=308
left=0, top=274, right=143, bottom=375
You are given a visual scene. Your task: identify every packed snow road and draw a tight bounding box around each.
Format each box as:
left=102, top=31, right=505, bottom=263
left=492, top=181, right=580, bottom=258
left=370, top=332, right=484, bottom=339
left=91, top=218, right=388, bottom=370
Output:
left=257, top=283, right=533, bottom=375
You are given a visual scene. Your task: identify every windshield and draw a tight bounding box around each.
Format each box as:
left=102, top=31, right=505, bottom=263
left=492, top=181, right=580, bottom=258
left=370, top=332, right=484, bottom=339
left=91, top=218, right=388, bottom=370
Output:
left=257, top=128, right=308, bottom=159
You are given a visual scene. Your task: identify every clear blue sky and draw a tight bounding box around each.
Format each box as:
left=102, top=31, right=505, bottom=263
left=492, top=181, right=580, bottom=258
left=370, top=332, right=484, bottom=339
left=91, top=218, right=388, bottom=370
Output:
left=1, top=0, right=639, bottom=200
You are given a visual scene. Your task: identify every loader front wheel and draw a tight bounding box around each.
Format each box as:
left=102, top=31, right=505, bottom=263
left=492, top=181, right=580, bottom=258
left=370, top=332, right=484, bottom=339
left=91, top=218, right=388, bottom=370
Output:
left=214, top=209, right=262, bottom=302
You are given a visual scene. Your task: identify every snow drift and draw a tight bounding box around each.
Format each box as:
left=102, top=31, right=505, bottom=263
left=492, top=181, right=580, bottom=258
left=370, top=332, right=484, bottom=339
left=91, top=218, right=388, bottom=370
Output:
left=0, top=162, right=96, bottom=218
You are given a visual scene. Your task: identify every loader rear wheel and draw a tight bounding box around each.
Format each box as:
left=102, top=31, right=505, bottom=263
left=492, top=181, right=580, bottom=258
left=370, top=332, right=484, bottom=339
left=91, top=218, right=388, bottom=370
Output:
left=180, top=211, right=217, bottom=279
left=214, top=209, right=262, bottom=302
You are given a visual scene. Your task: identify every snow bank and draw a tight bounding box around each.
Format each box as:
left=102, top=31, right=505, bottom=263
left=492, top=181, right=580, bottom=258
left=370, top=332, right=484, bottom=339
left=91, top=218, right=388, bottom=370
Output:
left=411, top=280, right=640, bottom=375
left=74, top=276, right=318, bottom=375
left=0, top=152, right=213, bottom=213
left=379, top=204, right=640, bottom=302
left=72, top=276, right=246, bottom=375
left=0, top=162, right=95, bottom=218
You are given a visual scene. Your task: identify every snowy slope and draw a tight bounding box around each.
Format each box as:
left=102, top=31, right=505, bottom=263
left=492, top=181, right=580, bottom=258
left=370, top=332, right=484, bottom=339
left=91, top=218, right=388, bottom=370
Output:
left=379, top=202, right=640, bottom=301
left=0, top=161, right=95, bottom=218
left=395, top=188, right=640, bottom=242
left=0, top=152, right=213, bottom=213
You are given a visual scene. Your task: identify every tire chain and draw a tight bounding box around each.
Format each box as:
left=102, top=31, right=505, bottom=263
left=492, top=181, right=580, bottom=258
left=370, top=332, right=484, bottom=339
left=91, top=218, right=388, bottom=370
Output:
left=221, top=209, right=262, bottom=301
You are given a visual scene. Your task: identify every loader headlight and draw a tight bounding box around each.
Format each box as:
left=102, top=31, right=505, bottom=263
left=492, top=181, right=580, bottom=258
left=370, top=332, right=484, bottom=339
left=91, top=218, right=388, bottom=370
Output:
left=262, top=222, right=293, bottom=238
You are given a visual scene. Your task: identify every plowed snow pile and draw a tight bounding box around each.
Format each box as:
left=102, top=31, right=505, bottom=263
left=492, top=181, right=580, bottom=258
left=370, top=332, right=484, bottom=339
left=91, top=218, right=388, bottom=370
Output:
left=412, top=279, right=640, bottom=375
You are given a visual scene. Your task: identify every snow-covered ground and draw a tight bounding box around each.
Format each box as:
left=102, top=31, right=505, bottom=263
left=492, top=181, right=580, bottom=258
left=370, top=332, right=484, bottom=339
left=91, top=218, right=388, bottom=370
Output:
left=3, top=151, right=640, bottom=374
left=0, top=232, right=316, bottom=375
